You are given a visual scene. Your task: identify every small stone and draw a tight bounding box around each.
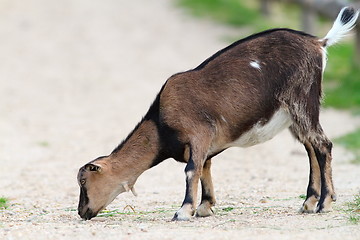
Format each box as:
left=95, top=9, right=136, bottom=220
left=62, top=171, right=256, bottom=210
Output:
left=259, top=198, right=268, bottom=203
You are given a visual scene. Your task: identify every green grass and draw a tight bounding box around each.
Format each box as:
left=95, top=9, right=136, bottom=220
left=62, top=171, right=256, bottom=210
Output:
left=37, top=141, right=50, bottom=147
left=324, top=44, right=360, bottom=110
left=96, top=206, right=176, bottom=218
left=324, top=44, right=360, bottom=165
left=222, top=206, right=234, bottom=212
left=347, top=194, right=360, bottom=224
left=335, top=128, right=360, bottom=164
left=325, top=44, right=360, bottom=164
left=298, top=194, right=307, bottom=200
left=177, top=0, right=260, bottom=27
left=0, top=197, right=8, bottom=209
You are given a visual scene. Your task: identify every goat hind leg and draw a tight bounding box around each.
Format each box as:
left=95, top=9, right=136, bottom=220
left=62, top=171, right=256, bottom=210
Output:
left=286, top=86, right=335, bottom=213
left=311, top=132, right=336, bottom=213
left=196, top=159, right=216, bottom=217
left=300, top=141, right=321, bottom=213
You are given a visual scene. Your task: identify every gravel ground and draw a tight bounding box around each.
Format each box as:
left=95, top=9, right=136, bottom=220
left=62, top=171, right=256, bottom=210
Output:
left=1, top=0, right=360, bottom=239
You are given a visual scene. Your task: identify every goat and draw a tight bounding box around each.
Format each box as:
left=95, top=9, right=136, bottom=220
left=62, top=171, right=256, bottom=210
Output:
left=77, top=7, right=359, bottom=221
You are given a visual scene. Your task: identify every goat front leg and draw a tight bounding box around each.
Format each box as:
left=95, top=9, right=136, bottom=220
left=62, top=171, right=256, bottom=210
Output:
left=172, top=141, right=210, bottom=221
left=300, top=141, right=321, bottom=213
left=173, top=159, right=201, bottom=221
left=196, top=159, right=216, bottom=217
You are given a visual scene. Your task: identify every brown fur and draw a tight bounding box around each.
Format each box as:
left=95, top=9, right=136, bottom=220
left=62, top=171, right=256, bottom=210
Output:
left=77, top=24, right=348, bottom=220
left=77, top=120, right=161, bottom=219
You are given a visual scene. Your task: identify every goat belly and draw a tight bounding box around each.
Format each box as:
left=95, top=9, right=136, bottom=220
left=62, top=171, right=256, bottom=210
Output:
left=227, top=108, right=293, bottom=148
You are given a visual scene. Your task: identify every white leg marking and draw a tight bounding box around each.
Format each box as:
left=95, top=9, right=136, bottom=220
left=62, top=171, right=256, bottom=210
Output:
left=186, top=170, right=194, bottom=179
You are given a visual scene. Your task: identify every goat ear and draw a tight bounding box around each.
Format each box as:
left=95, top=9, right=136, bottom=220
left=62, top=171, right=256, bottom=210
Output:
left=84, top=163, right=102, bottom=173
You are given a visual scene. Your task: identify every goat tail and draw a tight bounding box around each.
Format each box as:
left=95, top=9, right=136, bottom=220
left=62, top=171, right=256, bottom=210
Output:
left=322, top=7, right=359, bottom=48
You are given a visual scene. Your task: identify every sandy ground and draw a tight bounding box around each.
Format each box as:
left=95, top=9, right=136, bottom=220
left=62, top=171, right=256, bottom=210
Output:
left=1, top=0, right=360, bottom=239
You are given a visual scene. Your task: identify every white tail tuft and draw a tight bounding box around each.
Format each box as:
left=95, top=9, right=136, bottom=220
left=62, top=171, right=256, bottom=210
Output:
left=322, top=7, right=359, bottom=47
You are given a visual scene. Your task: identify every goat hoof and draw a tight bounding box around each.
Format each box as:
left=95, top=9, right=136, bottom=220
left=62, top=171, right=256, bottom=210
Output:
left=299, top=196, right=318, bottom=213
left=316, top=196, right=334, bottom=213
left=299, top=206, right=316, bottom=213
left=299, top=201, right=317, bottom=213
left=315, top=205, right=333, bottom=213
left=172, top=211, right=192, bottom=221
left=196, top=204, right=214, bottom=217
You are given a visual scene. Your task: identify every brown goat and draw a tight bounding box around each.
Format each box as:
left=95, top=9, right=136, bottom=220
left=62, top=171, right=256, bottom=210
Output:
left=77, top=7, right=359, bottom=221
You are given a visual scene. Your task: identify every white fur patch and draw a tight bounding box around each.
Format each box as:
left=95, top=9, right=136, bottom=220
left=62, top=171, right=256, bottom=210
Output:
left=186, top=170, right=194, bottom=179
left=228, top=108, right=292, bottom=148
left=321, top=47, right=327, bottom=73
left=250, top=60, right=261, bottom=70
left=322, top=7, right=359, bottom=47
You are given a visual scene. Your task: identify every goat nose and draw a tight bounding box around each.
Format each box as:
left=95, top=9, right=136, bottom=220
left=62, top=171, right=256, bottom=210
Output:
left=78, top=205, right=85, bottom=216
left=78, top=206, right=91, bottom=220
left=81, top=208, right=95, bottom=220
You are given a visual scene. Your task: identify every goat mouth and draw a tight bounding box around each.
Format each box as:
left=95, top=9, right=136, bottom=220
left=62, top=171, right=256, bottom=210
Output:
left=79, top=208, right=99, bottom=220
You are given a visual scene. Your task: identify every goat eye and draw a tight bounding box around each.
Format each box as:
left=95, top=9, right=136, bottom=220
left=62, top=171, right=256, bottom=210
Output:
left=80, top=179, right=86, bottom=185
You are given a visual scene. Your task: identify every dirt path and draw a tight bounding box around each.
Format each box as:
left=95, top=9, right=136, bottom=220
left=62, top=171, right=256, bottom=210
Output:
left=1, top=0, right=360, bottom=239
